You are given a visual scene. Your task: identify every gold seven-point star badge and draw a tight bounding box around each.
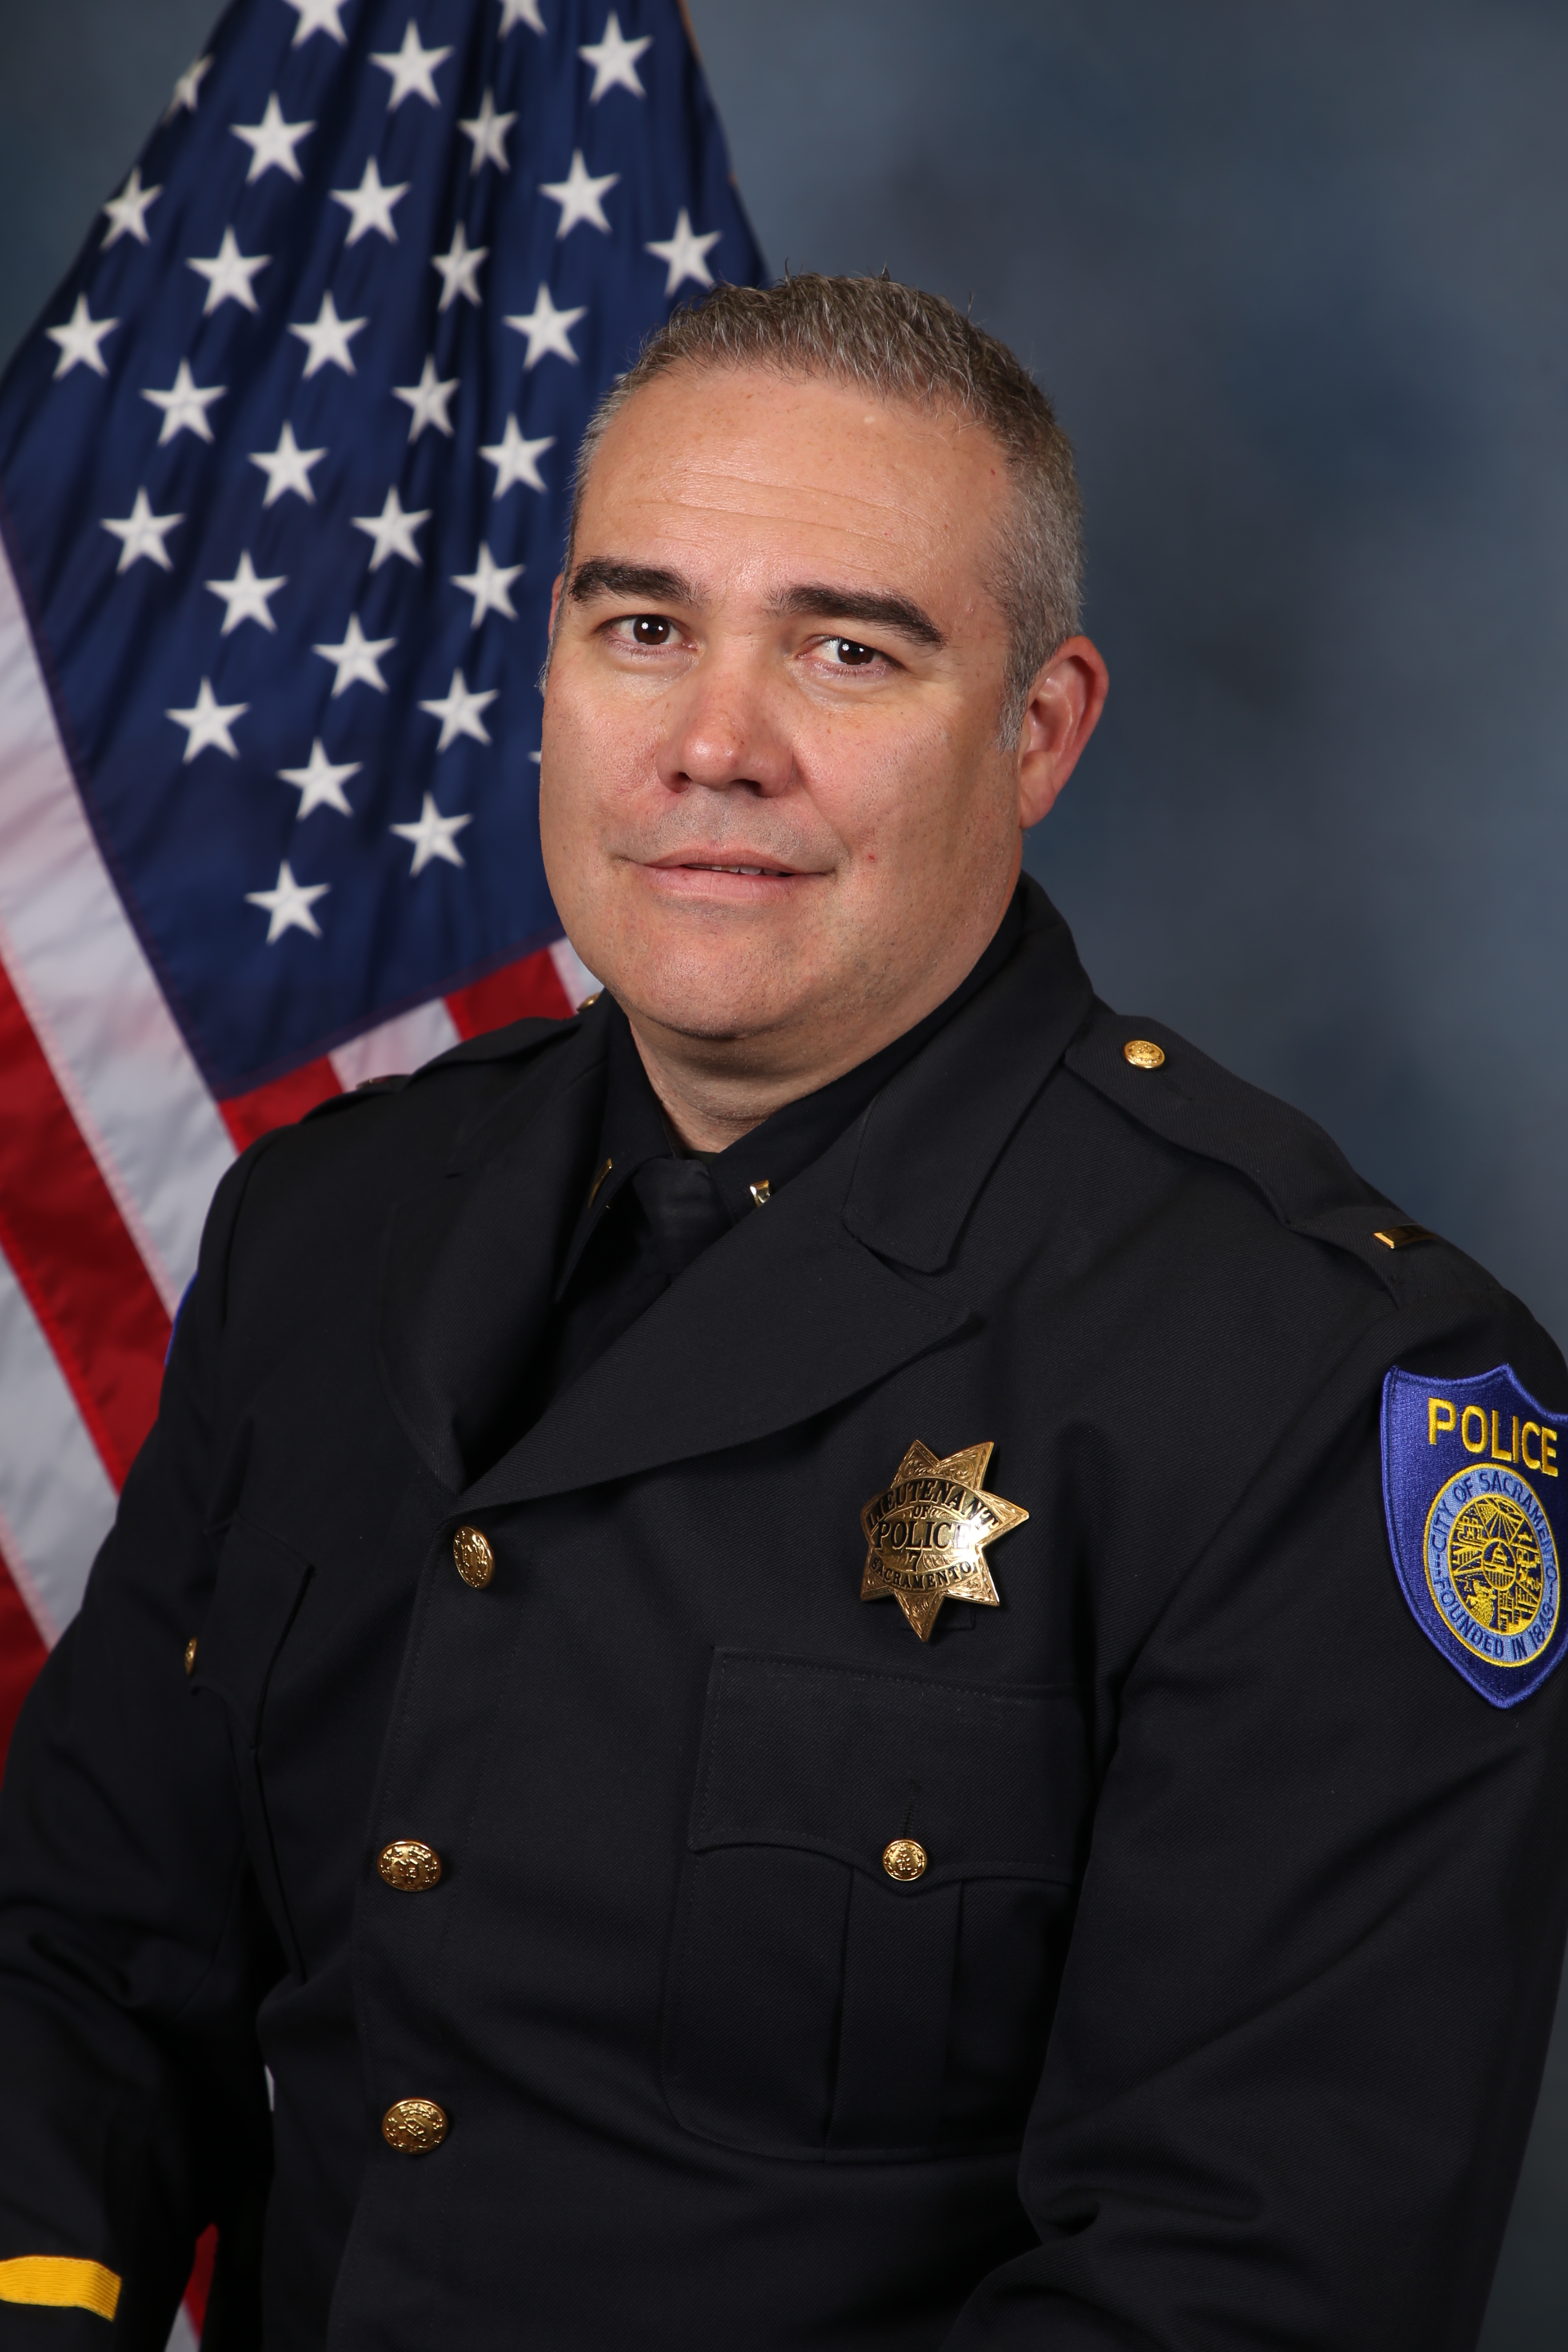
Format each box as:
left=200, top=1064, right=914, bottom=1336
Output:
left=860, top=1440, right=1029, bottom=1641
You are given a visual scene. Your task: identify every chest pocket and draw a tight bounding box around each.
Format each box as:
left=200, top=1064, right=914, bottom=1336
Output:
left=190, top=1516, right=314, bottom=1975
left=662, top=1652, right=1089, bottom=2161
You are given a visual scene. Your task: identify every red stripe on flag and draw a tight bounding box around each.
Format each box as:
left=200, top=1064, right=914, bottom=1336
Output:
left=0, top=1561, right=47, bottom=1778
left=446, top=946, right=573, bottom=1038
left=220, top=1055, right=342, bottom=1150
left=183, top=2224, right=217, bottom=2335
left=0, top=957, right=170, bottom=1488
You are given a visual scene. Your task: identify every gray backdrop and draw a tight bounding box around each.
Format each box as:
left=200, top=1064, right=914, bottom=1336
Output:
left=1, top=0, right=1563, bottom=2340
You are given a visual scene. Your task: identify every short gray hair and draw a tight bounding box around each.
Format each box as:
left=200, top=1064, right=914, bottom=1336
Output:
left=564, top=273, right=1084, bottom=743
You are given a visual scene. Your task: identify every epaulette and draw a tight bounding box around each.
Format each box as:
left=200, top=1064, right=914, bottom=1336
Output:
left=1064, top=999, right=1482, bottom=1302
left=300, top=1004, right=594, bottom=1129
left=302, top=1073, right=411, bottom=1122
left=426, top=1009, right=587, bottom=1069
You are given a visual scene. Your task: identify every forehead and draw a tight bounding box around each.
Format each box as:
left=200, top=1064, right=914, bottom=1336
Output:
left=576, top=364, right=1010, bottom=596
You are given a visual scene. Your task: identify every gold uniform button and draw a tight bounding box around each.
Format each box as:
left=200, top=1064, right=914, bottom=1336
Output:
left=1122, top=1037, right=1165, bottom=1070
left=183, top=1636, right=199, bottom=1676
left=452, top=1524, right=495, bottom=1588
left=377, top=1839, right=443, bottom=1892
left=883, top=1838, right=928, bottom=1883
left=382, top=2097, right=448, bottom=2154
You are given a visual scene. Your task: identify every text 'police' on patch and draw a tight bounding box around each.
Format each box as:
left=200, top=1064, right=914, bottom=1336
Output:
left=1382, top=1364, right=1566, bottom=1707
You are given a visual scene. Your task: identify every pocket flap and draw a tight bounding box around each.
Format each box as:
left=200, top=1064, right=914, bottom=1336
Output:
left=191, top=1518, right=313, bottom=1747
left=689, top=1652, right=1088, bottom=1886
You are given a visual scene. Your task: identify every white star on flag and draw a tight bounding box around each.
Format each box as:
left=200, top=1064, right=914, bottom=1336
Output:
left=165, top=54, right=211, bottom=118
left=540, top=150, right=618, bottom=238
left=504, top=282, right=586, bottom=366
left=313, top=614, right=397, bottom=694
left=289, top=291, right=367, bottom=377
left=646, top=208, right=721, bottom=295
left=394, top=357, right=459, bottom=440
left=166, top=678, right=248, bottom=762
left=250, top=422, right=327, bottom=507
left=231, top=93, right=315, bottom=183
left=279, top=740, right=360, bottom=818
left=500, top=0, right=545, bottom=32
left=46, top=295, right=118, bottom=380
left=460, top=88, right=516, bottom=172
left=188, top=229, right=271, bottom=316
left=479, top=415, right=554, bottom=495
left=452, top=544, right=522, bottom=626
left=284, top=0, right=350, bottom=44
left=102, top=168, right=161, bottom=249
left=352, top=487, right=430, bottom=569
left=419, top=667, right=497, bottom=749
left=579, top=12, right=652, bottom=102
left=205, top=552, right=286, bottom=634
left=246, top=861, right=329, bottom=943
left=371, top=20, right=453, bottom=109
left=331, top=157, right=409, bottom=245
left=101, top=489, right=182, bottom=573
left=142, top=360, right=226, bottom=445
left=432, top=223, right=487, bottom=311
left=391, top=793, right=473, bottom=874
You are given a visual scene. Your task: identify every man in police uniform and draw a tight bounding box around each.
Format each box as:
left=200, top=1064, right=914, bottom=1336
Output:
left=1, top=275, right=1565, bottom=2351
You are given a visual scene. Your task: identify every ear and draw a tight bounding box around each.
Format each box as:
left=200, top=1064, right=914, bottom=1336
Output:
left=1014, top=635, right=1110, bottom=828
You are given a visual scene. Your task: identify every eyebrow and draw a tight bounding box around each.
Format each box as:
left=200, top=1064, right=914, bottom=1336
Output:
left=567, top=559, right=699, bottom=606
left=565, top=559, right=945, bottom=652
left=769, top=582, right=945, bottom=649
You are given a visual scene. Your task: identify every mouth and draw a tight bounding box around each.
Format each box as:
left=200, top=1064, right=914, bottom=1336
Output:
left=677, top=861, right=791, bottom=877
left=647, top=853, right=801, bottom=876
left=631, top=853, right=821, bottom=905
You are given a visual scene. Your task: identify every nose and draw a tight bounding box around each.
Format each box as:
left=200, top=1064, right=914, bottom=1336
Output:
left=658, top=644, right=793, bottom=799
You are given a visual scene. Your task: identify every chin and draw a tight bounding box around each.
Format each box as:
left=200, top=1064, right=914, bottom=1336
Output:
left=605, top=945, right=790, bottom=1044
left=629, top=981, right=785, bottom=1045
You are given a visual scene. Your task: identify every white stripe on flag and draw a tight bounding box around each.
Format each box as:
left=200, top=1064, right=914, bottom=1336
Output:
left=329, top=995, right=460, bottom=1090
left=549, top=936, right=599, bottom=1009
left=165, top=2302, right=200, bottom=2352
left=0, top=1239, right=117, bottom=1645
left=0, top=540, right=235, bottom=1308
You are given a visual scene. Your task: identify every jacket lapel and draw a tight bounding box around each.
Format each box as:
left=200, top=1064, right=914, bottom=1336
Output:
left=461, top=1134, right=968, bottom=1509
left=377, top=1014, right=608, bottom=1491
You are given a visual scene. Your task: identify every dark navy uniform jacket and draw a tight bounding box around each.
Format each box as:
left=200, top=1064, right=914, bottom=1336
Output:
left=2, top=881, right=1566, bottom=2349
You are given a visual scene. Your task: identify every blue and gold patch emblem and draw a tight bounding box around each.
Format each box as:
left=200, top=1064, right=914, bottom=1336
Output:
left=1382, top=1365, right=1565, bottom=1706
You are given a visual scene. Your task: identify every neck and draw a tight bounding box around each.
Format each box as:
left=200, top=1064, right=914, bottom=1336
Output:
left=623, top=1017, right=871, bottom=1154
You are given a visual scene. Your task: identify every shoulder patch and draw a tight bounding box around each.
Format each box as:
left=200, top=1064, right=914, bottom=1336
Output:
left=1382, top=1365, right=1565, bottom=1705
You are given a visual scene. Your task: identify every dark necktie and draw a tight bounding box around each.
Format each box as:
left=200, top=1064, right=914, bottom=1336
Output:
left=631, top=1156, right=732, bottom=1280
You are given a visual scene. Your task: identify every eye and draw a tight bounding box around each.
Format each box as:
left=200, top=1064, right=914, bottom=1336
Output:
left=625, top=614, right=673, bottom=646
left=827, top=638, right=879, bottom=667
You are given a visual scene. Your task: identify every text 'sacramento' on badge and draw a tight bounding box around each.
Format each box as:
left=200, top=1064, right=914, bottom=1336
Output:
left=860, top=1440, right=1028, bottom=1641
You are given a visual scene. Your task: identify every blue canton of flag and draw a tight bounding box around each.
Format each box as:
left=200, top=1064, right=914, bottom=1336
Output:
left=0, top=0, right=764, bottom=1098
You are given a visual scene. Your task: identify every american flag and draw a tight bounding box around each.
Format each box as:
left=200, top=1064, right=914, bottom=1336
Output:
left=0, top=0, right=760, bottom=2330
left=0, top=0, right=760, bottom=1855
